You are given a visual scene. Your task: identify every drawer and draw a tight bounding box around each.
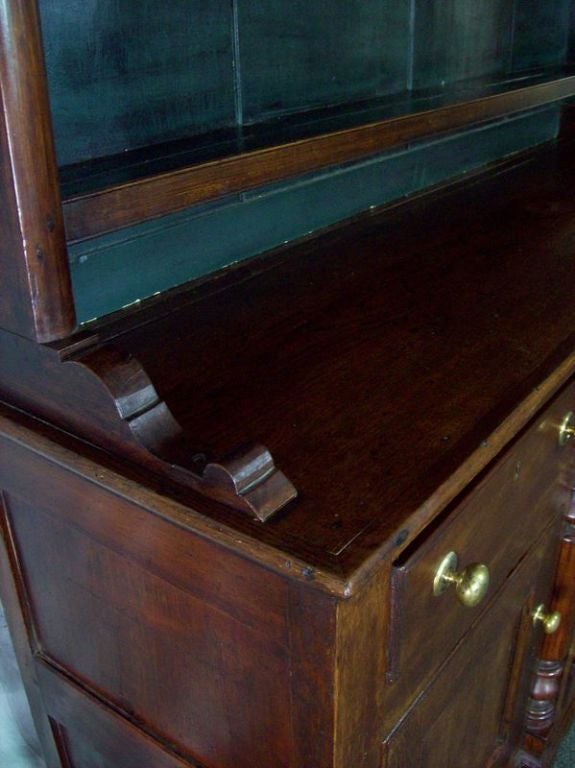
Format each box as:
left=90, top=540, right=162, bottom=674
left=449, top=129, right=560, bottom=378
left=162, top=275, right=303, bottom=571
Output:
left=383, top=519, right=559, bottom=768
left=388, top=379, right=575, bottom=694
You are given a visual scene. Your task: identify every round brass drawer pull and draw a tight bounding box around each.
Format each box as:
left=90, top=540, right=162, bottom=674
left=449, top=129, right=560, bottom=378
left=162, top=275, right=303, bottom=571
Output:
left=558, top=411, right=575, bottom=447
left=532, top=604, right=561, bottom=635
left=433, top=551, right=490, bottom=608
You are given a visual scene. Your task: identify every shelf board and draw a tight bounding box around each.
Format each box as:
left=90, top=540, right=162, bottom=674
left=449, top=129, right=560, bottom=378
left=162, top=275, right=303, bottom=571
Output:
left=62, top=71, right=575, bottom=242
left=94, top=136, right=575, bottom=577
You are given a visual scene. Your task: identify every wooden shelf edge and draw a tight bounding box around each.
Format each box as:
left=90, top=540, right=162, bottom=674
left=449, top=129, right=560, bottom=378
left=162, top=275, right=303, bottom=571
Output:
left=62, top=74, right=575, bottom=242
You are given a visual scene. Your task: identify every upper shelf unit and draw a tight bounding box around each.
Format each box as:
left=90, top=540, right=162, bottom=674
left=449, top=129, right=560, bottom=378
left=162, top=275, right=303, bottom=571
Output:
left=35, top=0, right=575, bottom=243
left=61, top=70, right=575, bottom=242
left=3, top=0, right=575, bottom=341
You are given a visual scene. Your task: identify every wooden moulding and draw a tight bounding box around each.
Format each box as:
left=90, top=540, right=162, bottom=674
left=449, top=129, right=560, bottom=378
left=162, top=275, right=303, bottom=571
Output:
left=525, top=493, right=575, bottom=754
left=62, top=73, right=575, bottom=242
left=0, top=329, right=296, bottom=522
left=0, top=495, right=66, bottom=768
left=0, top=0, right=76, bottom=342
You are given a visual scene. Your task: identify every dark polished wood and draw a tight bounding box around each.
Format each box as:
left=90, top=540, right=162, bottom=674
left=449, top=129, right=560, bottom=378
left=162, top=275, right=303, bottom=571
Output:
left=0, top=387, right=567, bottom=768
left=382, top=521, right=560, bottom=768
left=37, top=662, right=198, bottom=768
left=0, top=0, right=75, bottom=342
left=4, top=140, right=575, bottom=582
left=526, top=661, right=564, bottom=739
left=0, top=494, right=65, bottom=768
left=86, top=140, right=575, bottom=578
left=524, top=487, right=575, bottom=758
left=389, top=382, right=574, bottom=697
left=0, top=420, right=338, bottom=768
left=0, top=331, right=296, bottom=521
left=62, top=72, right=575, bottom=241
left=2, top=3, right=575, bottom=767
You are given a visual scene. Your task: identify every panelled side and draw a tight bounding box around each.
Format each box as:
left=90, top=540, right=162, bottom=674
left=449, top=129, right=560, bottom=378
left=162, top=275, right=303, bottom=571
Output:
left=0, top=420, right=337, bottom=768
left=0, top=492, right=67, bottom=767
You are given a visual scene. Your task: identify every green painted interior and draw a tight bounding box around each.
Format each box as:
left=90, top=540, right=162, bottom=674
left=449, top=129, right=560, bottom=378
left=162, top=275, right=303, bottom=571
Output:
left=38, top=0, right=236, bottom=166
left=238, top=0, right=411, bottom=122
left=512, top=0, right=571, bottom=72
left=34, top=1, right=572, bottom=321
left=70, top=107, right=559, bottom=322
left=39, top=0, right=572, bottom=164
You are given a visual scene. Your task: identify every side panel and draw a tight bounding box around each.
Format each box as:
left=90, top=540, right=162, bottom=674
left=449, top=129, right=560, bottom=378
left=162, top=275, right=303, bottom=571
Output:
left=0, top=423, right=337, bottom=768
left=36, top=662, right=197, bottom=768
left=0, top=494, right=66, bottom=768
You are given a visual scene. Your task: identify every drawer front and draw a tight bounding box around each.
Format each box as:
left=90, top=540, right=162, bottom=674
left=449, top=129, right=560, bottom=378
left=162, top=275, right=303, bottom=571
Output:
left=388, top=380, right=575, bottom=694
left=383, top=520, right=559, bottom=768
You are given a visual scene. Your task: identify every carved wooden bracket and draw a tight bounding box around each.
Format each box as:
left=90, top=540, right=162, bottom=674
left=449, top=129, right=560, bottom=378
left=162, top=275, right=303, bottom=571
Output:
left=0, top=331, right=297, bottom=521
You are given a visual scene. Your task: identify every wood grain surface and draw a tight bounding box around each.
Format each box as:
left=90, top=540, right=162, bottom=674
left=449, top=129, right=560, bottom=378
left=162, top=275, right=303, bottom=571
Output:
left=5, top=137, right=575, bottom=589
left=97, top=138, right=575, bottom=578
left=0, top=0, right=75, bottom=341
left=62, top=74, right=575, bottom=241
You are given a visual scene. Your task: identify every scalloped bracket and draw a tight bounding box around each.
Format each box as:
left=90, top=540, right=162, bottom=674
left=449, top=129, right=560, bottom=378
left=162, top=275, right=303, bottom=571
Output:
left=0, top=331, right=297, bottom=521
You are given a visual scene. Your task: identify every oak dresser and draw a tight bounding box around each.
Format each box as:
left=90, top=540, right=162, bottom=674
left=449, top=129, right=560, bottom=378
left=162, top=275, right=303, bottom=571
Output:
left=2, top=2, right=575, bottom=767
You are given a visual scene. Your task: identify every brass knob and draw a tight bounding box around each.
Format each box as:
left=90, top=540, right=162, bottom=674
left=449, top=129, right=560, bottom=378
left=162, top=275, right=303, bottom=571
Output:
left=558, top=412, right=575, bottom=447
left=532, top=604, right=561, bottom=635
left=433, top=551, right=490, bottom=608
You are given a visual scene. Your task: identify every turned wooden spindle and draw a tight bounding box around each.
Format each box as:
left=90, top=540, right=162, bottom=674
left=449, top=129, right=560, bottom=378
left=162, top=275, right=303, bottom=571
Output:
left=525, top=660, right=563, bottom=737
left=525, top=481, right=575, bottom=752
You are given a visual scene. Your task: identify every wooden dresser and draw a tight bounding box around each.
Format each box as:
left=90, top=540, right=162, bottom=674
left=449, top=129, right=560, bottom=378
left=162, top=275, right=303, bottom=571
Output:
left=2, top=2, right=575, bottom=767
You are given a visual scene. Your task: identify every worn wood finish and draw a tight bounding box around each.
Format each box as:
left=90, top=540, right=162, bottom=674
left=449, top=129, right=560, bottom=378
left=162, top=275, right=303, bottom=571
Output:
left=389, top=381, right=575, bottom=698
left=0, top=0, right=75, bottom=341
left=36, top=662, right=197, bottom=768
left=62, top=73, right=575, bottom=241
left=522, top=690, right=575, bottom=767
left=0, top=379, right=572, bottom=767
left=5, top=496, right=304, bottom=767
left=285, top=584, right=338, bottom=768
left=334, top=569, right=389, bottom=768
left=0, top=431, right=339, bottom=768
left=524, top=482, right=575, bottom=755
left=4, top=139, right=575, bottom=584
left=526, top=661, right=564, bottom=740
left=382, top=521, right=560, bottom=768
left=2, top=6, right=575, bottom=763
left=83, top=138, right=575, bottom=579
left=0, top=403, right=340, bottom=593
left=0, top=330, right=296, bottom=521
left=540, top=500, right=575, bottom=665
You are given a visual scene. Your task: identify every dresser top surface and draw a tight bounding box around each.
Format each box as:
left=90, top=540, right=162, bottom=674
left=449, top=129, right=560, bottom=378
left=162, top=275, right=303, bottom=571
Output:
left=51, top=137, right=575, bottom=583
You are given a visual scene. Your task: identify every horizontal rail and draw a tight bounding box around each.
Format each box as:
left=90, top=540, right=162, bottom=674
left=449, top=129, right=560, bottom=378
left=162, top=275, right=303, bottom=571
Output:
left=63, top=74, right=575, bottom=242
